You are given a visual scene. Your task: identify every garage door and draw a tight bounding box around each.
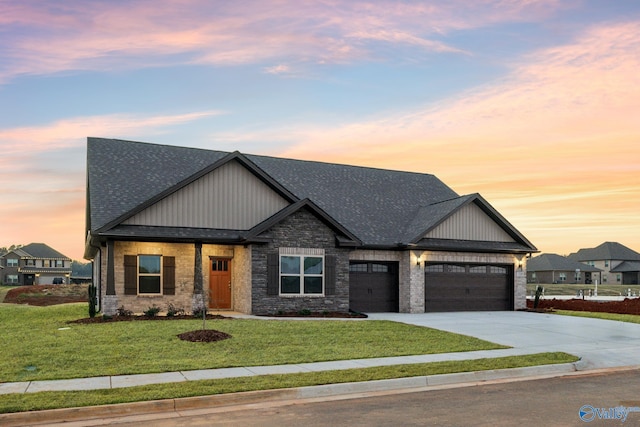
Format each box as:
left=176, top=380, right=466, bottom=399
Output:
left=424, top=263, right=513, bottom=312
left=349, top=261, right=399, bottom=313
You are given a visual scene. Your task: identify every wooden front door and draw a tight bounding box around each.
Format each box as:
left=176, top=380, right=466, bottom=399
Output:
left=209, top=258, right=232, bottom=309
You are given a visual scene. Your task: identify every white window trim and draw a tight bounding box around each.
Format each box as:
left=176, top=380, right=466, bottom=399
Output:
left=138, top=255, right=163, bottom=295
left=278, top=248, right=325, bottom=297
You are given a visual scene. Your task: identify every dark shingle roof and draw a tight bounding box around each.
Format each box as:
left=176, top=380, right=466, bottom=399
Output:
left=568, top=242, right=640, bottom=262
left=247, top=154, right=458, bottom=246
left=86, top=138, right=535, bottom=251
left=15, top=243, right=70, bottom=260
left=611, top=261, right=640, bottom=273
left=528, top=253, right=601, bottom=272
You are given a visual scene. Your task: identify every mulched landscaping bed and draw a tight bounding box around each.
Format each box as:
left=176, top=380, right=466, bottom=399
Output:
left=527, top=298, right=640, bottom=315
left=263, top=311, right=368, bottom=318
left=3, top=285, right=87, bottom=306
left=177, top=329, right=232, bottom=342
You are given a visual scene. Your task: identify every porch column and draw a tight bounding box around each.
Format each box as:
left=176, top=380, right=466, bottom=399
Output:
left=192, top=242, right=205, bottom=312
left=103, top=240, right=118, bottom=315
left=106, top=240, right=115, bottom=295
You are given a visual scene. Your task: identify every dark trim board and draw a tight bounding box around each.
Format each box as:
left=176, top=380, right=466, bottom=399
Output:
left=424, top=262, right=514, bottom=312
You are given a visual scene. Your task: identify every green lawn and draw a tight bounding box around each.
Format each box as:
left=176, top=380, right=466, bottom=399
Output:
left=555, top=310, right=640, bottom=324
left=0, top=303, right=581, bottom=414
left=0, top=352, right=578, bottom=414
left=1, top=303, right=508, bottom=383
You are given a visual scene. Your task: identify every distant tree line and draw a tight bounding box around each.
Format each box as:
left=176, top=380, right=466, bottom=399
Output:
left=0, top=244, right=23, bottom=256
left=72, top=261, right=92, bottom=277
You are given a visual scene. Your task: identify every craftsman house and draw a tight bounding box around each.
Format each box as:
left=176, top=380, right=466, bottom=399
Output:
left=1, top=243, right=72, bottom=285
left=84, top=138, right=537, bottom=315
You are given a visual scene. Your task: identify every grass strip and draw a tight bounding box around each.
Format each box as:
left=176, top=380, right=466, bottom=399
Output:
left=555, top=310, right=640, bottom=324
left=0, top=352, right=577, bottom=414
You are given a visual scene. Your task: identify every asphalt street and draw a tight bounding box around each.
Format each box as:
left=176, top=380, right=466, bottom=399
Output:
left=107, top=368, right=640, bottom=427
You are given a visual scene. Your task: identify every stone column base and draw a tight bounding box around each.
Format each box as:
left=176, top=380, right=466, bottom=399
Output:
left=102, top=295, right=118, bottom=316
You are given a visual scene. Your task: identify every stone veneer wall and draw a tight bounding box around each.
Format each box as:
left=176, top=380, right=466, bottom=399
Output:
left=99, top=241, right=249, bottom=314
left=251, top=208, right=351, bottom=315
left=421, top=250, right=525, bottom=310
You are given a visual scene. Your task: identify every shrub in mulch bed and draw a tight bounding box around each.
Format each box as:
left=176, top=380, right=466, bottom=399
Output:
left=527, top=298, right=640, bottom=315
left=68, top=314, right=230, bottom=324
left=263, top=311, right=368, bottom=318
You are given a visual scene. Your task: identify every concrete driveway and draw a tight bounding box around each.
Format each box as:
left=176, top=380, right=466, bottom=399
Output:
left=367, top=311, right=640, bottom=370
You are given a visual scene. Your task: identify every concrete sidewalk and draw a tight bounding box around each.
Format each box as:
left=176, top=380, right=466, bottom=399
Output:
left=0, top=346, right=545, bottom=395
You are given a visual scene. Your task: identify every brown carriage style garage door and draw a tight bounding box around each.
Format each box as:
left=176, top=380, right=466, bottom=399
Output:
left=349, top=261, right=399, bottom=313
left=424, top=263, right=513, bottom=312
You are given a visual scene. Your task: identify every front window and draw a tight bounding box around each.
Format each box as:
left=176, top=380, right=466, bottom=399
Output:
left=25, top=259, right=35, bottom=266
left=55, top=260, right=64, bottom=268
left=559, top=273, right=567, bottom=281
left=6, top=259, right=18, bottom=267
left=280, top=254, right=324, bottom=295
left=6, top=275, right=18, bottom=284
left=138, top=255, right=162, bottom=294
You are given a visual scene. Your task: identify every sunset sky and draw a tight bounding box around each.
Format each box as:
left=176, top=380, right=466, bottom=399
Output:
left=1, top=1, right=639, bottom=261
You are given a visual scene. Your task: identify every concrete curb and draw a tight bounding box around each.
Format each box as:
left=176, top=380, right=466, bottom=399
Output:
left=0, top=363, right=581, bottom=427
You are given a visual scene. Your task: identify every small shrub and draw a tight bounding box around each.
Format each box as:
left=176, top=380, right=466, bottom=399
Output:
left=143, top=305, right=161, bottom=317
left=116, top=306, right=133, bottom=317
left=87, top=284, right=98, bottom=318
left=297, top=308, right=312, bottom=316
left=102, top=314, right=113, bottom=321
left=166, top=303, right=185, bottom=317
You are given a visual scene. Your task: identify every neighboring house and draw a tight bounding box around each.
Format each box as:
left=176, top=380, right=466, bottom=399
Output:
left=84, top=138, right=538, bottom=315
left=568, top=242, right=640, bottom=285
left=1, top=243, right=72, bottom=285
left=526, top=253, right=601, bottom=285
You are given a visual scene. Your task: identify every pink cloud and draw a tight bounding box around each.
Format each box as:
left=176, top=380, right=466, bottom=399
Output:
left=1, top=0, right=567, bottom=82
left=0, top=110, right=223, bottom=157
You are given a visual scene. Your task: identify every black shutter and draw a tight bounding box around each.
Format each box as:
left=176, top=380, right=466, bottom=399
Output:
left=124, top=255, right=137, bottom=295
left=163, top=256, right=176, bottom=295
left=325, top=255, right=336, bottom=295
left=267, top=253, right=279, bottom=295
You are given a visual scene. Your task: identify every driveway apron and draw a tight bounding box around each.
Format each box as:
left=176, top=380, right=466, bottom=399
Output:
left=367, top=311, right=640, bottom=370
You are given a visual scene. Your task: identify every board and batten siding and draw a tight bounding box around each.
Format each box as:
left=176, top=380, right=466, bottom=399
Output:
left=123, top=160, right=289, bottom=230
left=425, top=203, right=515, bottom=242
